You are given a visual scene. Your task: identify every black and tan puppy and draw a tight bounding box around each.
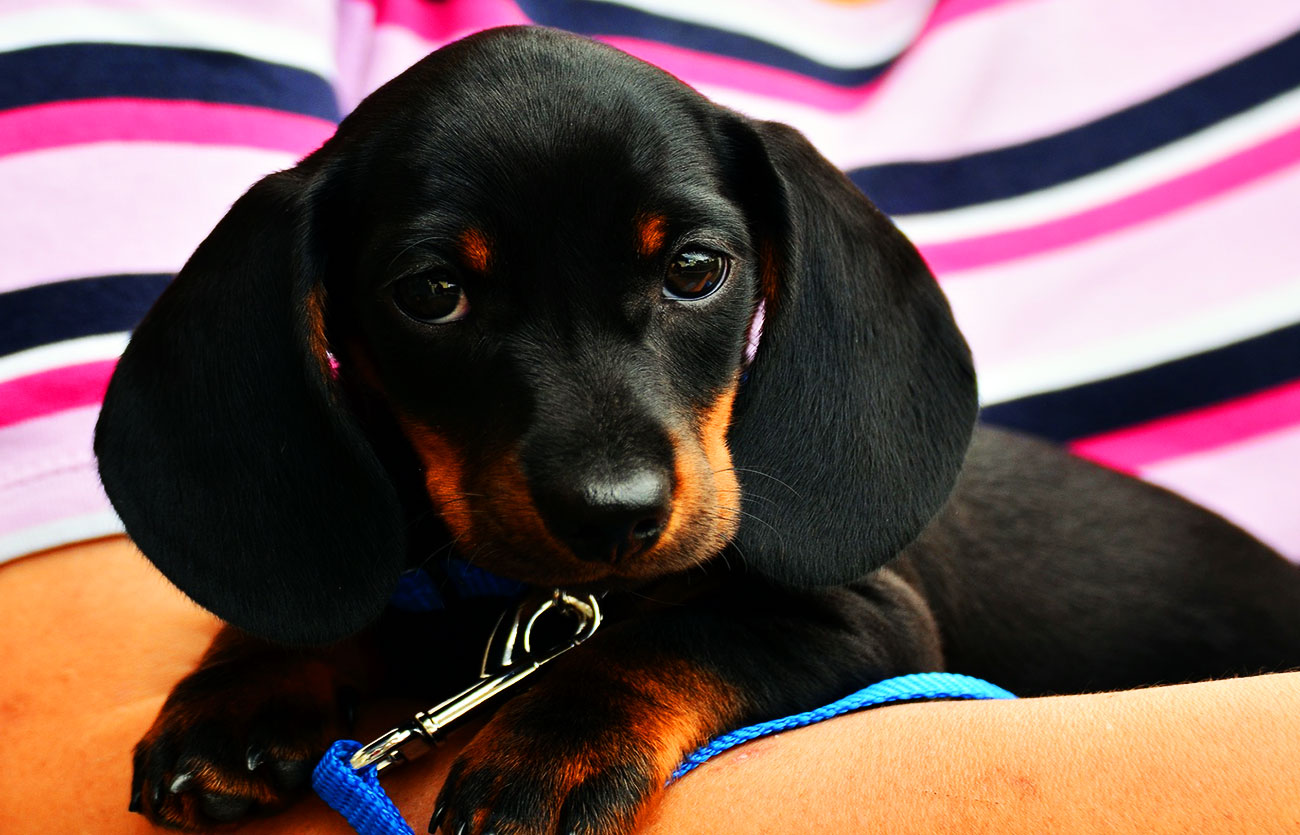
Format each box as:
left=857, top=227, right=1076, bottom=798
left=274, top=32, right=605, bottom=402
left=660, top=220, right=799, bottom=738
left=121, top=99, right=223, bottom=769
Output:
left=95, top=25, right=1300, bottom=834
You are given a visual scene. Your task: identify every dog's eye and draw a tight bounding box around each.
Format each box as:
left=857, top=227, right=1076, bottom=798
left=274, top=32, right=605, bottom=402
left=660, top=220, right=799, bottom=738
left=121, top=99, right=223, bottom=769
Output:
left=663, top=250, right=728, bottom=301
left=392, top=272, right=469, bottom=324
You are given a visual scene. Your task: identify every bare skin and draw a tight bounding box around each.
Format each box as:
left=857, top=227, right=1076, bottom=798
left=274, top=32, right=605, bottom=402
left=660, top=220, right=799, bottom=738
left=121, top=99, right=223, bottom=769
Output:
left=2, top=536, right=1297, bottom=834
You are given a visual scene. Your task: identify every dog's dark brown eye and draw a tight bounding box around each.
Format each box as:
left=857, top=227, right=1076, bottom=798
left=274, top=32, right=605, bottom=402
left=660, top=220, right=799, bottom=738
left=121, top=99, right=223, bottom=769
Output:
left=392, top=272, right=469, bottom=324
left=663, top=250, right=728, bottom=300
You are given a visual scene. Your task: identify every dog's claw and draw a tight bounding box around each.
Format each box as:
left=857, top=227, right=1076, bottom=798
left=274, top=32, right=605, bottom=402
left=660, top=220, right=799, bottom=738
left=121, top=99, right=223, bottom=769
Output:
left=131, top=647, right=347, bottom=829
left=246, top=744, right=267, bottom=772
left=428, top=801, right=447, bottom=833
left=168, top=770, right=197, bottom=794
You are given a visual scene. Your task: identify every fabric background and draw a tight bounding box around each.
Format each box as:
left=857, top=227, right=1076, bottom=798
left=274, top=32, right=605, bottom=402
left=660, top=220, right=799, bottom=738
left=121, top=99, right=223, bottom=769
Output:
left=2, top=0, right=1298, bottom=562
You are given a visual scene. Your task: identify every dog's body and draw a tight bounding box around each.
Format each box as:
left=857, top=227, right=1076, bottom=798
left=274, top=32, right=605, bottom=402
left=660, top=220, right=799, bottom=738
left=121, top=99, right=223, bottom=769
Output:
left=94, top=26, right=1300, bottom=834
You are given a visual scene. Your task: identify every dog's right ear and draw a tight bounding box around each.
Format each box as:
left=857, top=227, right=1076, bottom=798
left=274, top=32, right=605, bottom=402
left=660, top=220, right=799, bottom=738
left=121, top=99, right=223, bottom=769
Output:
left=95, top=168, right=406, bottom=646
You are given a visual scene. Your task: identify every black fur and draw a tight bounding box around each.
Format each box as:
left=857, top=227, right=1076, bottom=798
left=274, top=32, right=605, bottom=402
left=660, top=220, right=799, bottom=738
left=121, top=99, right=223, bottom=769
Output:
left=95, top=26, right=1300, bottom=833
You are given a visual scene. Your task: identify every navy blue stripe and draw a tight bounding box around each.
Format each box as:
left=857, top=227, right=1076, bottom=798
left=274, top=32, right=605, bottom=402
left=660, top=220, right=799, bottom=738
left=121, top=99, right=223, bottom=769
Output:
left=0, top=275, right=171, bottom=358
left=980, top=323, right=1300, bottom=443
left=516, top=0, right=894, bottom=87
left=0, top=43, right=339, bottom=122
left=851, top=27, right=1300, bottom=215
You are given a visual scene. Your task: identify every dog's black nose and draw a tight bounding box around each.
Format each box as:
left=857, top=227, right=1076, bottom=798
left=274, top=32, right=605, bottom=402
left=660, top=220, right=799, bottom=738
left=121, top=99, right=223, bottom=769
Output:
left=541, top=469, right=672, bottom=564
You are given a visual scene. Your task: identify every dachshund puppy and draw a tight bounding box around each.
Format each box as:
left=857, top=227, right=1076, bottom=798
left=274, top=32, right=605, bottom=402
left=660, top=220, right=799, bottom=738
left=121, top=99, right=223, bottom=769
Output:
left=95, top=26, right=1300, bottom=834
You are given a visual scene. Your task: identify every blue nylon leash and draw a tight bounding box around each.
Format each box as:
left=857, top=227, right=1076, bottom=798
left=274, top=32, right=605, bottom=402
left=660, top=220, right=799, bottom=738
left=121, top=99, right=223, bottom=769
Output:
left=312, top=671, right=1017, bottom=834
left=669, top=672, right=1016, bottom=780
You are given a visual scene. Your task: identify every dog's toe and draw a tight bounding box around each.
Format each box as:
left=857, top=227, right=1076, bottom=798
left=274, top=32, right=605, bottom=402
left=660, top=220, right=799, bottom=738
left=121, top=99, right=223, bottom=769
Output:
left=131, top=689, right=345, bottom=829
left=431, top=726, right=660, bottom=835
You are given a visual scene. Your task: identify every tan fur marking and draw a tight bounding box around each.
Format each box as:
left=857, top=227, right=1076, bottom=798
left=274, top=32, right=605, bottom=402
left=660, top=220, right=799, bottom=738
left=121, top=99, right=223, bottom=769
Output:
left=399, top=422, right=475, bottom=545
left=459, top=228, right=492, bottom=273
left=303, top=285, right=332, bottom=379
left=636, top=213, right=668, bottom=258
left=657, top=378, right=741, bottom=554
left=699, top=380, right=742, bottom=542
left=481, top=450, right=571, bottom=556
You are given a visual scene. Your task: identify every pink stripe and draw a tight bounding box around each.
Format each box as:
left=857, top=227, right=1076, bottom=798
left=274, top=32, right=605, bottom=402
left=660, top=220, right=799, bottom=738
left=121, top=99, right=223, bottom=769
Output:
left=347, top=0, right=1015, bottom=114
left=355, top=0, right=1012, bottom=50
left=0, top=404, right=111, bottom=538
left=926, top=0, right=1019, bottom=31
left=822, top=0, right=1300, bottom=167
left=0, top=143, right=298, bottom=294
left=0, top=100, right=335, bottom=159
left=1071, top=380, right=1300, bottom=473
left=0, top=461, right=115, bottom=542
left=344, top=0, right=1300, bottom=145
left=940, top=162, right=1300, bottom=395
left=602, top=0, right=1025, bottom=111
left=1139, top=425, right=1300, bottom=561
left=0, top=362, right=116, bottom=430
left=0, top=405, right=99, bottom=490
left=920, top=124, right=1300, bottom=274
left=365, top=0, right=528, bottom=41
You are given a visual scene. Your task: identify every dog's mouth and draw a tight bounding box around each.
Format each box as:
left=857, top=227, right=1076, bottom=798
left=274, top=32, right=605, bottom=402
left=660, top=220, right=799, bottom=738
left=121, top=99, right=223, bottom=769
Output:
left=399, top=382, right=742, bottom=586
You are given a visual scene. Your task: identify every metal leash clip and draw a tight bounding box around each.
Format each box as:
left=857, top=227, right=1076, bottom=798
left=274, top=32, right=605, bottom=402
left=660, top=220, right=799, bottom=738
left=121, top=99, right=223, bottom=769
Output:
left=349, top=588, right=602, bottom=774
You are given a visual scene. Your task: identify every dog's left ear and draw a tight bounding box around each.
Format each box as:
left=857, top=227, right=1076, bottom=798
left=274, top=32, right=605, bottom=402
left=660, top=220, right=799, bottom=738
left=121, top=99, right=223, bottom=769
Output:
left=721, top=118, right=978, bottom=585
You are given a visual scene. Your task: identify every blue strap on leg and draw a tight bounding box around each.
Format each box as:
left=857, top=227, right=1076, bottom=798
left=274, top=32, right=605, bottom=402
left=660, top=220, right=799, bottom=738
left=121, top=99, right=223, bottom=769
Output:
left=670, top=672, right=1017, bottom=780
left=313, top=672, right=1016, bottom=834
left=314, top=740, right=414, bottom=835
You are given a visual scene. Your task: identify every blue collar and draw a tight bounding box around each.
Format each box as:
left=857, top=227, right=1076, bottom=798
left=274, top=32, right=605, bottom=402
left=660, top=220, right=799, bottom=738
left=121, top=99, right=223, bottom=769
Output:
left=389, top=560, right=526, bottom=612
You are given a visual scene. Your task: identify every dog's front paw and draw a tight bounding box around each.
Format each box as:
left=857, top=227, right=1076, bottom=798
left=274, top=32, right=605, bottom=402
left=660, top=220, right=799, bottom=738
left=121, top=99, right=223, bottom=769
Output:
left=433, top=714, right=661, bottom=835
left=431, top=661, right=732, bottom=835
left=131, top=655, right=351, bottom=830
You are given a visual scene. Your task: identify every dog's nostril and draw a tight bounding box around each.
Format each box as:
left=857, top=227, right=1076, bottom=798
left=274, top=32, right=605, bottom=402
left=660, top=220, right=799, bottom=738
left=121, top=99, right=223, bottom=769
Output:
left=631, top=517, right=662, bottom=541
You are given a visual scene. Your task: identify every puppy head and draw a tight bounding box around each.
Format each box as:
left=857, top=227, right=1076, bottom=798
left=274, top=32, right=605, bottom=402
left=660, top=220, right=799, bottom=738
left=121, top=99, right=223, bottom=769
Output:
left=96, top=27, right=976, bottom=644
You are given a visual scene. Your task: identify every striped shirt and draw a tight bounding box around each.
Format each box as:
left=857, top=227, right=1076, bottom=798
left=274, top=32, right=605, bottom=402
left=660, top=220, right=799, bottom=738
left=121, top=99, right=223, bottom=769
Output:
left=2, top=0, right=1298, bottom=562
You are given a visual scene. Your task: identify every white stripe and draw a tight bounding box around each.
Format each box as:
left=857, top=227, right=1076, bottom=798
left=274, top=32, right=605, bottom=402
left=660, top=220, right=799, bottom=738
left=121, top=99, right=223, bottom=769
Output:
left=0, top=5, right=336, bottom=80
left=974, top=283, right=1300, bottom=405
left=697, top=1, right=1300, bottom=169
left=1140, top=425, right=1300, bottom=561
left=0, top=333, right=130, bottom=385
left=0, top=143, right=297, bottom=294
left=0, top=510, right=124, bottom=565
left=596, top=0, right=935, bottom=69
left=894, top=87, right=1300, bottom=244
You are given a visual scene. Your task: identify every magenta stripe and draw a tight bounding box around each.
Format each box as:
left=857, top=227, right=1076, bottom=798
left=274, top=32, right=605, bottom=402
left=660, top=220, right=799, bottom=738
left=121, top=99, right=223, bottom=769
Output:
left=920, top=123, right=1300, bottom=274
left=0, top=361, right=115, bottom=430
left=351, top=0, right=1015, bottom=114
left=357, top=0, right=1011, bottom=50
left=366, top=0, right=528, bottom=40
left=0, top=100, right=335, bottom=158
left=926, top=0, right=1016, bottom=31
left=1071, top=380, right=1300, bottom=473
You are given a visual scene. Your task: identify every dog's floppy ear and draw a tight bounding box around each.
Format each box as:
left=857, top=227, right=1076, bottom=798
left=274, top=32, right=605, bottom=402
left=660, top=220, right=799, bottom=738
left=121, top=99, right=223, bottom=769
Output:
left=95, top=168, right=405, bottom=645
left=724, top=118, right=977, bottom=585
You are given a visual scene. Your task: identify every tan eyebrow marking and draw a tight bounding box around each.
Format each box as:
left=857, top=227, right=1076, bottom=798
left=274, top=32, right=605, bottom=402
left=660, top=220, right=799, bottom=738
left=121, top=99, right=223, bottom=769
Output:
left=459, top=228, right=492, bottom=273
left=302, top=284, right=331, bottom=379
left=636, top=213, right=668, bottom=258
